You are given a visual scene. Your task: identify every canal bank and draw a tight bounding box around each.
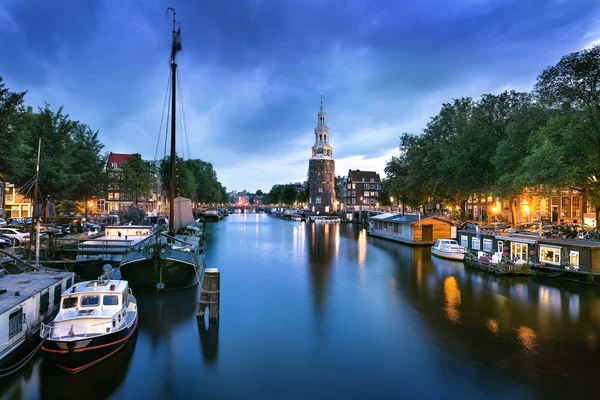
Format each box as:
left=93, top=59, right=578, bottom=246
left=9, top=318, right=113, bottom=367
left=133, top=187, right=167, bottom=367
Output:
left=2, top=213, right=600, bottom=399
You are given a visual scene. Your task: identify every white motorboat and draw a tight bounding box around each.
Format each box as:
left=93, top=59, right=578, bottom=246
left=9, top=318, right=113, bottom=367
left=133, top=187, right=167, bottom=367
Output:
left=431, top=239, right=467, bottom=261
left=41, top=272, right=138, bottom=374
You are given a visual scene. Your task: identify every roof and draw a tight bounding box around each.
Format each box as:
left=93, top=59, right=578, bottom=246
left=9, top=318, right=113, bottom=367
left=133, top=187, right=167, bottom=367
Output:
left=64, top=279, right=128, bottom=296
left=107, top=153, right=133, bottom=169
left=348, top=169, right=381, bottom=183
left=0, top=271, right=74, bottom=316
left=370, top=214, right=456, bottom=225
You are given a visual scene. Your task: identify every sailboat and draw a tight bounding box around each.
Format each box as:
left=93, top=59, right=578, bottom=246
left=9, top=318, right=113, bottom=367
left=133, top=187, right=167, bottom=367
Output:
left=119, top=10, right=205, bottom=291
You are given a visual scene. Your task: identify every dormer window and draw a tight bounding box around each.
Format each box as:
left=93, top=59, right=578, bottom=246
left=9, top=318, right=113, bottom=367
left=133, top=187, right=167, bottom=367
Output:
left=111, top=162, right=118, bottom=169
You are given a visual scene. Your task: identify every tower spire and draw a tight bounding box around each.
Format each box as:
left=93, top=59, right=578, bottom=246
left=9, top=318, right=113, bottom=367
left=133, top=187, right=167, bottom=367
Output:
left=320, top=92, right=324, bottom=112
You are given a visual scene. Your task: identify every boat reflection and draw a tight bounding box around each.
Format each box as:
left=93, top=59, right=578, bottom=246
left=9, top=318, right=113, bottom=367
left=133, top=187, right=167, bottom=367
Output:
left=38, top=331, right=138, bottom=400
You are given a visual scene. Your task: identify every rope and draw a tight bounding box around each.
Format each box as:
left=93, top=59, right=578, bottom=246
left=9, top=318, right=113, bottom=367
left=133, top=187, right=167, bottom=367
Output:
left=0, top=339, right=45, bottom=377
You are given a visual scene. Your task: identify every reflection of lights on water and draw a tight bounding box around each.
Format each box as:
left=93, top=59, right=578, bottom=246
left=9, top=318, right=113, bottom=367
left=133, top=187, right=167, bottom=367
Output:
left=486, top=319, right=499, bottom=334
left=538, top=286, right=562, bottom=318
left=357, top=229, right=367, bottom=269
left=444, top=276, right=461, bottom=323
left=517, top=326, right=537, bottom=352
left=389, top=276, right=397, bottom=292
left=568, top=294, right=580, bottom=322
left=416, top=261, right=422, bottom=290
left=334, top=225, right=340, bottom=259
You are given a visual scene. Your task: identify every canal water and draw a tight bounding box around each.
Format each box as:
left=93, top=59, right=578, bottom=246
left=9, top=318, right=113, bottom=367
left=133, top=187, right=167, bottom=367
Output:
left=2, top=213, right=600, bottom=399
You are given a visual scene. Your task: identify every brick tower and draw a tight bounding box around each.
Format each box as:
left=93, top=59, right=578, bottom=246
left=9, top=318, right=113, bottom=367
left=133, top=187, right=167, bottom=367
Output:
left=308, top=94, right=337, bottom=213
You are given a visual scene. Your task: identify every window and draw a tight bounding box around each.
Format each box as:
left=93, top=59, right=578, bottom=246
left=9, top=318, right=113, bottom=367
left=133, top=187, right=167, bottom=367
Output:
left=8, top=308, right=23, bottom=340
left=561, top=196, right=571, bottom=218
left=347, top=183, right=352, bottom=189
left=370, top=178, right=374, bottom=182
left=394, top=224, right=398, bottom=233
left=510, top=242, right=528, bottom=261
left=497, top=240, right=504, bottom=254
left=370, top=199, right=375, bottom=204
left=54, top=285, right=62, bottom=308
left=370, top=192, right=375, bottom=197
left=361, top=178, right=365, bottom=182
left=483, top=239, right=493, bottom=252
left=81, top=295, right=100, bottom=307
left=472, top=238, right=481, bottom=250
left=316, top=197, right=321, bottom=204
left=111, top=162, right=118, bottom=168
left=103, top=295, right=119, bottom=306
left=461, top=235, right=468, bottom=248
left=365, top=184, right=370, bottom=190
left=352, top=198, right=356, bottom=204
left=40, top=290, right=49, bottom=315
left=62, top=297, right=78, bottom=309
left=318, top=187, right=323, bottom=193
left=352, top=184, right=356, bottom=189
left=572, top=196, right=581, bottom=218
left=570, top=251, right=579, bottom=267
left=364, top=191, right=370, bottom=197
left=108, top=193, right=114, bottom=200
left=539, top=246, right=561, bottom=265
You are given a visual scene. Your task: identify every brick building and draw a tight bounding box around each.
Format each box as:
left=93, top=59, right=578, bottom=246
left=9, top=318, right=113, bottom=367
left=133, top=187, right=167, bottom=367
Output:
left=308, top=94, right=337, bottom=213
left=343, top=170, right=381, bottom=208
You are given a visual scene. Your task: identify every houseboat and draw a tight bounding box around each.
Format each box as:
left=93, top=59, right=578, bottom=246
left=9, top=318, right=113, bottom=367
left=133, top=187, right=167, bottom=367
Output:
left=431, top=239, right=466, bottom=261
left=40, top=277, right=138, bottom=374
left=368, top=213, right=457, bottom=245
left=0, top=270, right=74, bottom=370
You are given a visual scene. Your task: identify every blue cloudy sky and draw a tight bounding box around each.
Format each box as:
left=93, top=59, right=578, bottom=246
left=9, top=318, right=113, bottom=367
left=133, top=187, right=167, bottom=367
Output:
left=1, top=0, right=599, bottom=192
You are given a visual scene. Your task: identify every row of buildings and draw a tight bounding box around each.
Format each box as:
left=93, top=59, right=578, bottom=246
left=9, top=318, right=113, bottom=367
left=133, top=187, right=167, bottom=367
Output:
left=0, top=152, right=165, bottom=219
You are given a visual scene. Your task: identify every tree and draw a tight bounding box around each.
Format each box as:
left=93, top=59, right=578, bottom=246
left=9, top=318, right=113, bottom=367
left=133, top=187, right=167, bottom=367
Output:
left=0, top=77, right=26, bottom=179
left=117, top=206, right=146, bottom=225
left=535, top=45, right=600, bottom=224
left=11, top=104, right=78, bottom=220
left=121, top=154, right=153, bottom=206
left=69, top=123, right=106, bottom=218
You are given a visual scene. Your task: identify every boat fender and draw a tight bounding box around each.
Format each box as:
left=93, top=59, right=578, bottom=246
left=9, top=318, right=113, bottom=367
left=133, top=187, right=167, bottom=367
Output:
left=150, top=248, right=153, bottom=253
left=156, top=282, right=165, bottom=290
left=161, top=248, right=165, bottom=253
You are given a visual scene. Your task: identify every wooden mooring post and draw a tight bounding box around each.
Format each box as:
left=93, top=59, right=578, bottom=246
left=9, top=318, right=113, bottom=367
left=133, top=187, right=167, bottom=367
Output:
left=197, top=268, right=220, bottom=321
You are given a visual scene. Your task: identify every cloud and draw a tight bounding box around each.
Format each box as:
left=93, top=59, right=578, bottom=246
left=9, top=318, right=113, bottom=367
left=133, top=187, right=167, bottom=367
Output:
left=1, top=0, right=599, bottom=192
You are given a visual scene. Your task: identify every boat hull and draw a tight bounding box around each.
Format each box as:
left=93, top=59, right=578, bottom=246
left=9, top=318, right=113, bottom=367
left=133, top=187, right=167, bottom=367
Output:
left=41, top=316, right=138, bottom=374
left=431, top=247, right=466, bottom=261
left=120, top=256, right=199, bottom=291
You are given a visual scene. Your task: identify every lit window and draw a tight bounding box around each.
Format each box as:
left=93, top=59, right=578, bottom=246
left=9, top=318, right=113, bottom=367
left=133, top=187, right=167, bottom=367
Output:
left=569, top=251, right=579, bottom=267
left=510, top=242, right=528, bottom=261
left=497, top=240, right=504, bottom=254
left=483, top=239, right=492, bottom=252
left=461, top=235, right=468, bottom=248
left=364, top=191, right=370, bottom=197
left=316, top=197, right=321, bottom=204
left=318, top=188, right=323, bottom=193
left=539, top=246, right=561, bottom=265
left=472, top=237, right=481, bottom=250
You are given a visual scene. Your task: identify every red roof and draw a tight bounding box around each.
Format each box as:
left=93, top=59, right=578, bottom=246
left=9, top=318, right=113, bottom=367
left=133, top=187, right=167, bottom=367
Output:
left=348, top=169, right=381, bottom=183
left=107, top=153, right=133, bottom=169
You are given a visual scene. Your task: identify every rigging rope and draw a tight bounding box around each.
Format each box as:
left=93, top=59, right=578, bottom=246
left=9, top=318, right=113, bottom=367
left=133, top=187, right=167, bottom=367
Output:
left=154, top=67, right=173, bottom=163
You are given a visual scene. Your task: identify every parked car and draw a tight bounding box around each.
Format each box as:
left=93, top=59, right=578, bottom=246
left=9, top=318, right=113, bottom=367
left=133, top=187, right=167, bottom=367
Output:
left=0, top=234, right=12, bottom=248
left=6, top=218, right=25, bottom=225
left=0, top=218, right=6, bottom=228
left=48, top=217, right=87, bottom=234
left=43, top=224, right=63, bottom=236
left=0, top=227, right=30, bottom=246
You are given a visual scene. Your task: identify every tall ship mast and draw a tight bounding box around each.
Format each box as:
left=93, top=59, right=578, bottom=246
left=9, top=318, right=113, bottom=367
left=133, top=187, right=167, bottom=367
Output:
left=119, top=9, right=205, bottom=291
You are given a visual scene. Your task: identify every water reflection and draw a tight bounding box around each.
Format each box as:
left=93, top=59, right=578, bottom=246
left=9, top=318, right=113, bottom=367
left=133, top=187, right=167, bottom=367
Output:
left=306, top=223, right=337, bottom=316
left=40, top=332, right=137, bottom=400
left=197, top=320, right=219, bottom=365
left=443, top=276, right=461, bottom=323
left=368, top=233, right=600, bottom=398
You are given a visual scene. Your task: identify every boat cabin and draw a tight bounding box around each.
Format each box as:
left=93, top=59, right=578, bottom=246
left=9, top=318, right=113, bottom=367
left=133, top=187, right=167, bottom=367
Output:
left=45, top=280, right=132, bottom=339
left=368, top=214, right=456, bottom=245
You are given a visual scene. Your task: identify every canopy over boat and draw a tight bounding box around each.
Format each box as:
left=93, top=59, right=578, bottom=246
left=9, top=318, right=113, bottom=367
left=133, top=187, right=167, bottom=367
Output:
left=173, top=196, right=196, bottom=230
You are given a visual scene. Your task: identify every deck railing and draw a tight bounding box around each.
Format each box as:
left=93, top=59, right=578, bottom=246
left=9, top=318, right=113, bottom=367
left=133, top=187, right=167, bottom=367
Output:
left=41, top=320, right=114, bottom=340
